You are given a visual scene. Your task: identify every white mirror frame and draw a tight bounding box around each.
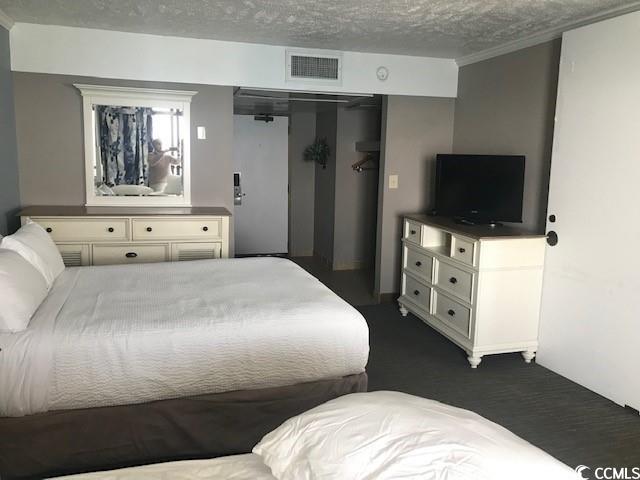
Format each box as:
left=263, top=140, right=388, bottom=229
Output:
left=76, top=84, right=197, bottom=207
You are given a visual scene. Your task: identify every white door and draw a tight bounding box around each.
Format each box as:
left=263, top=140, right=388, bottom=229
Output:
left=537, top=13, right=640, bottom=410
left=233, top=115, right=289, bottom=255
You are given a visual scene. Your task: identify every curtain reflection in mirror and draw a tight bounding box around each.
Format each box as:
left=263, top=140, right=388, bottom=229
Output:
left=97, top=106, right=152, bottom=187
left=94, top=106, right=184, bottom=196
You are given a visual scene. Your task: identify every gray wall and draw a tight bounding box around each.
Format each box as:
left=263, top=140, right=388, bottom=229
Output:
left=375, top=96, right=455, bottom=295
left=333, top=107, right=380, bottom=270
left=313, top=105, right=337, bottom=264
left=14, top=73, right=234, bottom=208
left=0, top=27, right=20, bottom=235
left=288, top=107, right=316, bottom=257
left=13, top=72, right=235, bottom=252
left=453, top=40, right=561, bottom=232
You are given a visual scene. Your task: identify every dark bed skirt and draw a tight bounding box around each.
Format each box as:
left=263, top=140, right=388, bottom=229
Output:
left=0, top=372, right=367, bottom=479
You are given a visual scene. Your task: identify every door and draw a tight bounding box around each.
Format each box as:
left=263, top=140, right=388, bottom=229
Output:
left=537, top=13, right=640, bottom=410
left=233, top=115, right=289, bottom=255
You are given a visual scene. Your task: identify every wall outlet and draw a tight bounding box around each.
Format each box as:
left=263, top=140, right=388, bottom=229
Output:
left=389, top=174, right=399, bottom=189
left=197, top=126, right=207, bottom=139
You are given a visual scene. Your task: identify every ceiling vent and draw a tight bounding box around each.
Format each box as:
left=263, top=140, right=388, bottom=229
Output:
left=286, top=50, right=343, bottom=86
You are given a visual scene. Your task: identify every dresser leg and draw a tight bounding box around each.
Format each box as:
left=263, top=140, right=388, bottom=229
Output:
left=399, top=304, right=409, bottom=317
left=522, top=350, right=536, bottom=364
left=467, top=355, right=482, bottom=368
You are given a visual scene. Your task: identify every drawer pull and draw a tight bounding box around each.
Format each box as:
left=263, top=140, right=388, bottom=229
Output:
left=458, top=247, right=466, bottom=253
left=415, top=261, right=422, bottom=267
left=146, top=227, right=153, bottom=232
left=449, top=277, right=458, bottom=284
left=46, top=227, right=53, bottom=233
left=108, top=227, right=114, bottom=233
left=125, top=252, right=138, bottom=258
left=202, top=226, right=209, bottom=232
left=447, top=309, right=456, bottom=316
left=413, top=290, right=420, bottom=296
left=410, top=230, right=417, bottom=235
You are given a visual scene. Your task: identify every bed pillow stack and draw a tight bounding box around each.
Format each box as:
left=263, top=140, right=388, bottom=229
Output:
left=0, top=221, right=65, bottom=333
left=0, top=250, right=49, bottom=333
left=253, top=391, right=578, bottom=480
left=1, top=221, right=65, bottom=289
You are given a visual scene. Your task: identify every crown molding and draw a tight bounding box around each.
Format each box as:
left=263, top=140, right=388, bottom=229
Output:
left=456, top=2, right=640, bottom=67
left=74, top=84, right=198, bottom=102
left=0, top=7, right=14, bottom=30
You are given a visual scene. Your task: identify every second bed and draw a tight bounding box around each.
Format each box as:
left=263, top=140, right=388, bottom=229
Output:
left=0, top=257, right=369, bottom=478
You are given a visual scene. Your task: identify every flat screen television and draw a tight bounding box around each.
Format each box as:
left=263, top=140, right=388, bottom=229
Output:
left=434, top=154, right=525, bottom=224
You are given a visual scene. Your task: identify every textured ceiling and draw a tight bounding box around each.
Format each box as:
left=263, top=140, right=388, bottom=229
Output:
left=1, top=0, right=639, bottom=58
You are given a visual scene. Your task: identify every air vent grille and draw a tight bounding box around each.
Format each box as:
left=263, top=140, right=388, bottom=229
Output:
left=61, top=251, right=83, bottom=267
left=177, top=249, right=218, bottom=261
left=290, top=55, right=339, bottom=80
left=286, top=50, right=342, bottom=85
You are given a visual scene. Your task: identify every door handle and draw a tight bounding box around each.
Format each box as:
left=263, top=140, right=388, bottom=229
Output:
left=546, top=231, right=558, bottom=246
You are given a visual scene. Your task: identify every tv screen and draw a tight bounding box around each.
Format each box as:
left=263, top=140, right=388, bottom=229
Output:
left=435, top=154, right=525, bottom=223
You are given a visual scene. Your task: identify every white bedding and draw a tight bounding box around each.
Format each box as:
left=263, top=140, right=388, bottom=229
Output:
left=57, top=454, right=276, bottom=480
left=0, top=258, right=369, bottom=417
left=57, top=392, right=577, bottom=480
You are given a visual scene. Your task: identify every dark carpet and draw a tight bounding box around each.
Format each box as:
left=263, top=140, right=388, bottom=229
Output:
left=361, top=303, right=640, bottom=470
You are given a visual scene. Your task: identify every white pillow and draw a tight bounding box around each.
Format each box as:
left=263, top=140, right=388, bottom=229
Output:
left=253, top=391, right=577, bottom=480
left=1, top=221, right=65, bottom=289
left=0, top=249, right=49, bottom=333
left=111, top=184, right=154, bottom=196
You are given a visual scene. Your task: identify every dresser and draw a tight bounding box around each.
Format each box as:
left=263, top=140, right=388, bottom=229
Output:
left=398, top=215, right=546, bottom=368
left=19, top=206, right=231, bottom=267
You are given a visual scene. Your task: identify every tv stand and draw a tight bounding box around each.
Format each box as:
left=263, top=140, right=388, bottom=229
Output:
left=454, top=217, right=503, bottom=228
left=398, top=214, right=546, bottom=368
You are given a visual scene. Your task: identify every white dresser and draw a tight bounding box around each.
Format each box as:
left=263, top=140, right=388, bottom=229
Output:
left=398, top=215, right=546, bottom=368
left=20, top=206, right=231, bottom=267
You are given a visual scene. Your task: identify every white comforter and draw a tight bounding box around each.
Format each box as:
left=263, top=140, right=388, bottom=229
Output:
left=57, top=392, right=577, bottom=480
left=0, top=258, right=369, bottom=417
left=57, top=454, right=276, bottom=480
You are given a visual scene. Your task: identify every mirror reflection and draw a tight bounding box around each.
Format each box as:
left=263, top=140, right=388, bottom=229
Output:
left=93, top=105, right=184, bottom=197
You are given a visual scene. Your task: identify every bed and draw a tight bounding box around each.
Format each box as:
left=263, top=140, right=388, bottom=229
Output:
left=57, top=391, right=578, bottom=480
left=60, top=454, right=276, bottom=480
left=0, top=257, right=369, bottom=479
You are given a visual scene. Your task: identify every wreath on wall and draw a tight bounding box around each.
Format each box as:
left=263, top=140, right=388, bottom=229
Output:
left=304, top=137, right=331, bottom=169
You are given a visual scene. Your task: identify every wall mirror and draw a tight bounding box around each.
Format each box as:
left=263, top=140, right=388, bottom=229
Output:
left=76, top=84, right=197, bottom=206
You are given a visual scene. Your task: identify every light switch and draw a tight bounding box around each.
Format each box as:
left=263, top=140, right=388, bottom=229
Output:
left=197, top=126, right=207, bottom=140
left=389, top=174, right=399, bottom=189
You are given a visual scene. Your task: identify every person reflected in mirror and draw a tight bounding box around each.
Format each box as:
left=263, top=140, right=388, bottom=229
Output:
left=148, top=139, right=180, bottom=193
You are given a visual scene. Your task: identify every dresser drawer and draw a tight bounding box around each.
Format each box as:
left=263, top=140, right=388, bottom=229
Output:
left=132, top=217, right=222, bottom=241
left=404, top=247, right=433, bottom=281
left=404, top=220, right=423, bottom=245
left=451, top=236, right=475, bottom=266
left=436, top=260, right=474, bottom=303
left=31, top=217, right=129, bottom=242
left=93, top=244, right=170, bottom=266
left=402, top=274, right=431, bottom=311
left=433, top=291, right=472, bottom=339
